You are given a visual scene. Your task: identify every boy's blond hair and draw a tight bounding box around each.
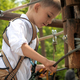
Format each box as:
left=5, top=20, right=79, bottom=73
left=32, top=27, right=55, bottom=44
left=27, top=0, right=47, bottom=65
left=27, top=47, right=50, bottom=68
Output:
left=30, top=0, right=61, bottom=10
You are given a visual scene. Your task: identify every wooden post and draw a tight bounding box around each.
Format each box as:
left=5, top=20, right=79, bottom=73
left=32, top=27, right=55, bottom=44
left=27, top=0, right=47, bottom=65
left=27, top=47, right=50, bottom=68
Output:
left=66, top=0, right=80, bottom=6
left=61, top=0, right=80, bottom=68
left=63, top=22, right=69, bottom=68
left=62, top=6, right=74, bottom=21
left=67, top=19, right=80, bottom=68
left=74, top=5, right=80, bottom=79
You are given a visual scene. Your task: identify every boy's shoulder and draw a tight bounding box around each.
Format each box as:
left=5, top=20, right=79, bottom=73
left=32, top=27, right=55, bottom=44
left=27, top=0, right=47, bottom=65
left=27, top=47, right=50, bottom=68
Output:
left=11, top=17, right=32, bottom=28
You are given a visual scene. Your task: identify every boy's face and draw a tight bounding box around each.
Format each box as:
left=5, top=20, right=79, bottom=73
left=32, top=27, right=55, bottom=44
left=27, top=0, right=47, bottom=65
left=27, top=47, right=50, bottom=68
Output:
left=33, top=4, right=60, bottom=28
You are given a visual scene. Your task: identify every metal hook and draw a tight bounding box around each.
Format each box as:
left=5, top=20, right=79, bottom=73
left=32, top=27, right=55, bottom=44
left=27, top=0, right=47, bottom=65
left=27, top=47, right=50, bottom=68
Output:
left=0, top=10, right=4, bottom=17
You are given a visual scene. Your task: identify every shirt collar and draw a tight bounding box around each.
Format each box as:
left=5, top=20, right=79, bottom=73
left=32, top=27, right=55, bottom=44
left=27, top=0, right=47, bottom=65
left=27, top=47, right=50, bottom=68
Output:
left=21, top=14, right=39, bottom=32
left=20, top=14, right=29, bottom=20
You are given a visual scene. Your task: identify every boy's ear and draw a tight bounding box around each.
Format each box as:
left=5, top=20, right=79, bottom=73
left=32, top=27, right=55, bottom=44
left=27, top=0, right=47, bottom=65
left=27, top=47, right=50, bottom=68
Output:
left=34, top=3, right=41, bottom=13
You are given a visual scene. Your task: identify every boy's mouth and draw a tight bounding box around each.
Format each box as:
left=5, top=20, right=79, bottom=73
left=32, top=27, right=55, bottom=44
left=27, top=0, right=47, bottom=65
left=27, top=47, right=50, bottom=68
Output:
left=43, top=23, right=47, bottom=26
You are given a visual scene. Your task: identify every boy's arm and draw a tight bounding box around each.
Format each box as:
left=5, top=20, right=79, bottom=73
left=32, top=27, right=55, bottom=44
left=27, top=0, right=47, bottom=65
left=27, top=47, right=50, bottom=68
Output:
left=21, top=43, right=57, bottom=72
left=21, top=43, right=47, bottom=65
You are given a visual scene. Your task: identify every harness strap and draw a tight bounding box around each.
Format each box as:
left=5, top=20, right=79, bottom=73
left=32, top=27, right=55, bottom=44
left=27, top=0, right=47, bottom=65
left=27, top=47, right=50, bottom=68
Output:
left=1, top=50, right=17, bottom=80
left=1, top=50, right=12, bottom=72
left=2, top=17, right=39, bottom=80
left=3, top=17, right=37, bottom=47
left=3, top=31, right=39, bottom=51
left=3, top=31, right=10, bottom=47
left=31, top=23, right=37, bottom=42
left=5, top=56, right=24, bottom=80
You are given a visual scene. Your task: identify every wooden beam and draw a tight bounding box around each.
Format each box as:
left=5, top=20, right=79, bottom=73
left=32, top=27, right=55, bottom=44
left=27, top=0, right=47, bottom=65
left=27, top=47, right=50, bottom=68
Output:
left=0, top=12, right=63, bottom=28
left=39, top=31, right=63, bottom=41
left=47, top=19, right=63, bottom=28
left=62, top=6, right=74, bottom=22
left=0, top=12, right=21, bottom=21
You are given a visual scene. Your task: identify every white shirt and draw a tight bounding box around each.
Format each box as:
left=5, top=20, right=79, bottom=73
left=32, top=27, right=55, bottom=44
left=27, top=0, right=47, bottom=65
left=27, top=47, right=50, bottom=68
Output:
left=0, top=14, right=39, bottom=80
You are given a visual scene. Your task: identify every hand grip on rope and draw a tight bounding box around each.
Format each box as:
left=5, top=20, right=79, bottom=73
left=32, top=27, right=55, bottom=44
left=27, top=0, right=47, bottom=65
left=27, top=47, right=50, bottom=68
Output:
left=38, top=68, right=47, bottom=77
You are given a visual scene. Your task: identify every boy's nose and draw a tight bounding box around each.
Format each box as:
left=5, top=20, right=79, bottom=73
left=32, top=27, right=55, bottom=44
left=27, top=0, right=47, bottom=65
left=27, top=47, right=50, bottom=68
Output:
left=47, top=19, right=52, bottom=24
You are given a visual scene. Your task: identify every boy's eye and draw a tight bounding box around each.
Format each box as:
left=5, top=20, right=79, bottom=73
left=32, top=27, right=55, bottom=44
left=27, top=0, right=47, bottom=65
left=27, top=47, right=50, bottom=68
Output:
left=48, top=15, right=51, bottom=18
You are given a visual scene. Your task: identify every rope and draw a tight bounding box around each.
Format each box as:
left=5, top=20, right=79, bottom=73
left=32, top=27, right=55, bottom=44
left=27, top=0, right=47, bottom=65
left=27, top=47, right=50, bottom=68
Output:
left=3, top=0, right=42, bottom=13
left=75, top=38, right=80, bottom=41
left=75, top=38, right=80, bottom=49
left=53, top=46, right=80, bottom=67
left=56, top=67, right=68, bottom=72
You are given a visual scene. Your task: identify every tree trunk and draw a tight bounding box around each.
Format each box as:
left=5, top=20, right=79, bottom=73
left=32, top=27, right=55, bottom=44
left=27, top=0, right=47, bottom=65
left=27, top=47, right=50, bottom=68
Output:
left=39, top=28, right=46, bottom=57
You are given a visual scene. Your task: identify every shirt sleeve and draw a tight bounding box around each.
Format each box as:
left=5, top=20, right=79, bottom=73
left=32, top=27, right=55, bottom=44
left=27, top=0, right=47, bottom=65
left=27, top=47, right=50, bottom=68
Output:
left=7, top=19, right=28, bottom=56
left=29, top=38, right=36, bottom=50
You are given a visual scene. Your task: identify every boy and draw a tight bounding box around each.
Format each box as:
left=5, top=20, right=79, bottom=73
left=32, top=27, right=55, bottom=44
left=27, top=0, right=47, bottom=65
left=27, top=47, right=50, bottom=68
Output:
left=0, top=0, right=61, bottom=80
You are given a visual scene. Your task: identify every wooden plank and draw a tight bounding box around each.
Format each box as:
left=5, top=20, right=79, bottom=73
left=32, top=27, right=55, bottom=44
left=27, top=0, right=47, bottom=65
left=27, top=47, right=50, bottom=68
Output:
left=63, top=22, right=69, bottom=68
left=66, top=0, right=80, bottom=6
left=67, top=19, right=80, bottom=68
left=0, top=12, right=63, bottom=28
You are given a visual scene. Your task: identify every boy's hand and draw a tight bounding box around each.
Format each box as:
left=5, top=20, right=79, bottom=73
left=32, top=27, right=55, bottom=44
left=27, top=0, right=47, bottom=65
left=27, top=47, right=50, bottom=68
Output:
left=44, top=60, right=57, bottom=73
left=35, top=64, right=46, bottom=77
left=35, top=64, right=45, bottom=72
left=35, top=60, right=57, bottom=77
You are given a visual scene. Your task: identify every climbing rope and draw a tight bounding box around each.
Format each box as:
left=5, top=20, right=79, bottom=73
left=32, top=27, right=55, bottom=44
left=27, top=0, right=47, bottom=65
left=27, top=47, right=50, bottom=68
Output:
left=53, top=46, right=80, bottom=67
left=0, top=0, right=42, bottom=15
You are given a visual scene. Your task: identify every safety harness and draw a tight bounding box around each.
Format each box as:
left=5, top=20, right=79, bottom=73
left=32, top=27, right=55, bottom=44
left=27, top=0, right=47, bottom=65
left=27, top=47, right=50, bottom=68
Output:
left=0, top=17, right=39, bottom=80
